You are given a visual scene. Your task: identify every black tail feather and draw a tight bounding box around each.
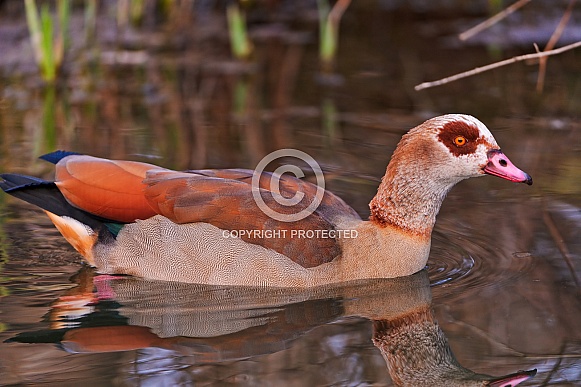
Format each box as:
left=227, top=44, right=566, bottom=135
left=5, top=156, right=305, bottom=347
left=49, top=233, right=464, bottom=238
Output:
left=0, top=173, right=112, bottom=230
left=0, top=173, right=48, bottom=189
left=39, top=150, right=81, bottom=165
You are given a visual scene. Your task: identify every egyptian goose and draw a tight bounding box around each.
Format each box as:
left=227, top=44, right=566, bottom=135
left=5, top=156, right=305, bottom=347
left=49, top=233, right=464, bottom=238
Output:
left=0, top=114, right=532, bottom=287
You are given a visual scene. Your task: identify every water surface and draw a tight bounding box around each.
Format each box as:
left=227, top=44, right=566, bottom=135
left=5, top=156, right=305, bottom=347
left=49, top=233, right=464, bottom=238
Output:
left=1, top=2, right=580, bottom=385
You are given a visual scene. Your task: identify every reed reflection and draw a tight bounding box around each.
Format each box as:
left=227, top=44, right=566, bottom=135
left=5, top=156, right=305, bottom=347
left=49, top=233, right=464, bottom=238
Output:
left=8, top=267, right=536, bottom=386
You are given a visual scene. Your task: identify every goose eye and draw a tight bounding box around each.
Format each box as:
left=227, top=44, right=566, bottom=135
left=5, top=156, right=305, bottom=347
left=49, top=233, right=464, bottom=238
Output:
left=454, top=136, right=467, bottom=146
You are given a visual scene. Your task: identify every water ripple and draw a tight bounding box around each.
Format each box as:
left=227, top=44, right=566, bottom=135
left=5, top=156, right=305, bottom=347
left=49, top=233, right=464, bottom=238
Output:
left=428, top=253, right=476, bottom=287
left=427, top=225, right=533, bottom=297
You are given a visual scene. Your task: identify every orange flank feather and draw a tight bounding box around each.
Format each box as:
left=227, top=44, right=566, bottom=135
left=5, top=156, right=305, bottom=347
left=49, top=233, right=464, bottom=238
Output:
left=54, top=155, right=167, bottom=222
left=45, top=211, right=98, bottom=266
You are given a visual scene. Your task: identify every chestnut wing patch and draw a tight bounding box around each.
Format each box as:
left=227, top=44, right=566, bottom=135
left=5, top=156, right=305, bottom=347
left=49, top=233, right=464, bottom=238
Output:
left=144, top=170, right=346, bottom=268
left=189, top=169, right=360, bottom=224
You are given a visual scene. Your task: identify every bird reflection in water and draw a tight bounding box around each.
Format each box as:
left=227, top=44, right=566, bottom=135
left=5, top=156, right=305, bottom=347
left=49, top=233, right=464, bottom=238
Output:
left=8, top=268, right=536, bottom=386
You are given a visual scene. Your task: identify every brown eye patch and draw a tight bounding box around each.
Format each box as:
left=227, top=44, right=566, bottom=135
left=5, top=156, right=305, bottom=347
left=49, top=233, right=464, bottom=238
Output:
left=438, top=121, right=486, bottom=156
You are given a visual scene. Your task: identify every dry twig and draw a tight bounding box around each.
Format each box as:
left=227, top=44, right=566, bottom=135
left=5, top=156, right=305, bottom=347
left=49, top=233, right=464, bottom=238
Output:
left=328, top=0, right=351, bottom=25
left=537, top=0, right=577, bottom=92
left=459, top=0, right=532, bottom=41
left=542, top=207, right=581, bottom=289
left=414, top=40, right=581, bottom=91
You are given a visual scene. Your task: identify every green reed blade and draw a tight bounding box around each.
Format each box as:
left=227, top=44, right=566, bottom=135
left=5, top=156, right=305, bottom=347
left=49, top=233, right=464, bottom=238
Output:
left=227, top=4, right=252, bottom=60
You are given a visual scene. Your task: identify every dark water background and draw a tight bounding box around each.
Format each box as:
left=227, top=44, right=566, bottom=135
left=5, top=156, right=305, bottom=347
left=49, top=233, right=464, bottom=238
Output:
left=0, top=1, right=580, bottom=385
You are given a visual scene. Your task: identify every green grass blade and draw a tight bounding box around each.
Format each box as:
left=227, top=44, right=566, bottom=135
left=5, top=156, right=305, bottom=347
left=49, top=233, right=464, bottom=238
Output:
left=24, top=0, right=42, bottom=65
left=58, top=0, right=71, bottom=52
left=320, top=18, right=336, bottom=65
left=84, top=0, right=97, bottom=44
left=131, top=0, right=145, bottom=25
left=317, top=0, right=331, bottom=62
left=227, top=4, right=252, bottom=60
left=40, top=3, right=56, bottom=81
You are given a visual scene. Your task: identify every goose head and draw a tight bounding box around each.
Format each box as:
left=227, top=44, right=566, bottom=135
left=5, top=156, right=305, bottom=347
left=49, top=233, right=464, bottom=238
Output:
left=370, top=114, right=532, bottom=236
left=394, top=114, right=532, bottom=186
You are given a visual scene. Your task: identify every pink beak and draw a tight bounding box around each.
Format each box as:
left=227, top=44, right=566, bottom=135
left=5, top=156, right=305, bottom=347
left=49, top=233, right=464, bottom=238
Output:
left=484, top=150, right=532, bottom=185
left=488, top=369, right=537, bottom=387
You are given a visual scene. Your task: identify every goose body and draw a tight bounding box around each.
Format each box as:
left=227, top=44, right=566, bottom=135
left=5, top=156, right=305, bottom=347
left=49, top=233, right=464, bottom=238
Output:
left=0, top=114, right=532, bottom=287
